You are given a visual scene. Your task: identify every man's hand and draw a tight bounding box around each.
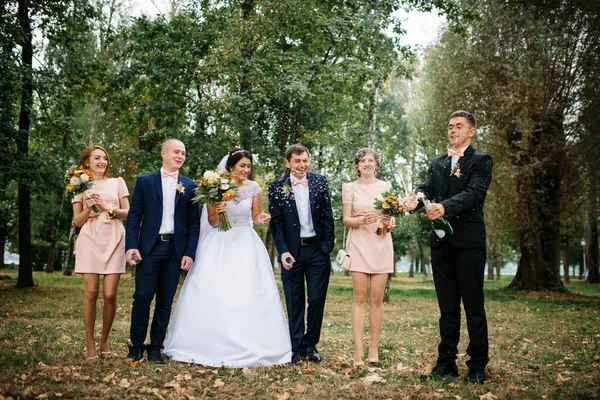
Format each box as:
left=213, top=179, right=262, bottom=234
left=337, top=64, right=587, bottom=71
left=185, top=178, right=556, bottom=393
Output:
left=426, top=203, right=445, bottom=220
left=126, top=249, right=142, bottom=266
left=180, top=256, right=193, bottom=271
left=403, top=190, right=418, bottom=212
left=281, top=252, right=295, bottom=270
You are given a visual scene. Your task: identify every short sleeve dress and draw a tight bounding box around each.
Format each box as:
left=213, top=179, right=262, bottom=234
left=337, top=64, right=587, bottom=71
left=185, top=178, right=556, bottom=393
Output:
left=341, top=180, right=394, bottom=274
left=72, top=177, right=129, bottom=275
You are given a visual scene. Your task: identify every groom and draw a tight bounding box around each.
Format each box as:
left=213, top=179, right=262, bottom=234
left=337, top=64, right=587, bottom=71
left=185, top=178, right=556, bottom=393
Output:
left=125, top=138, right=200, bottom=363
left=406, top=111, right=493, bottom=383
left=269, top=144, right=335, bottom=365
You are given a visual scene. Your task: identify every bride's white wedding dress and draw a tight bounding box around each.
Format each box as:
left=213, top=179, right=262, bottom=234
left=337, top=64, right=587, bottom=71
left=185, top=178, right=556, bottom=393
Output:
left=164, top=181, right=292, bottom=367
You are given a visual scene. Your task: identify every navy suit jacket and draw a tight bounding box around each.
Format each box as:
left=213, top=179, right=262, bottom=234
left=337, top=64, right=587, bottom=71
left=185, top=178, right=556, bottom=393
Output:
left=416, top=145, right=493, bottom=249
left=125, top=171, right=201, bottom=260
left=268, top=172, right=335, bottom=259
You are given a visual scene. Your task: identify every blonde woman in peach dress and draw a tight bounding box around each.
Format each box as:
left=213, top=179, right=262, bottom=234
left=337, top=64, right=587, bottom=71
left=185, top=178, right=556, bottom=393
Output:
left=342, top=148, right=394, bottom=367
left=72, top=145, right=130, bottom=359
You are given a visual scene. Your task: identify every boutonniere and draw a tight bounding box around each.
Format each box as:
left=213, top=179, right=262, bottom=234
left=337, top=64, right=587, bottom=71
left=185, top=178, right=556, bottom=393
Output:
left=450, top=162, right=462, bottom=178
left=176, top=182, right=185, bottom=195
left=282, top=183, right=294, bottom=198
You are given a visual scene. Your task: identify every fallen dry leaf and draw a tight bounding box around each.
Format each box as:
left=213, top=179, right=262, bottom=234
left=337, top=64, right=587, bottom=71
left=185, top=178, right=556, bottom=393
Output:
left=293, top=384, right=306, bottom=393
left=102, top=372, right=116, bottom=382
left=479, top=392, right=498, bottom=400
left=164, top=381, right=182, bottom=392
left=118, top=378, right=131, bottom=388
left=276, top=393, right=291, bottom=400
left=556, top=374, right=571, bottom=386
left=125, top=358, right=142, bottom=368
left=213, top=378, right=225, bottom=388
left=363, top=375, right=386, bottom=384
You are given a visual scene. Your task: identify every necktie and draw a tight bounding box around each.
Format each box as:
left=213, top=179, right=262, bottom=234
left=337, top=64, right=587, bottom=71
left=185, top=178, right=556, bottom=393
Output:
left=292, top=177, right=308, bottom=186
left=161, top=170, right=179, bottom=179
left=447, top=148, right=464, bottom=157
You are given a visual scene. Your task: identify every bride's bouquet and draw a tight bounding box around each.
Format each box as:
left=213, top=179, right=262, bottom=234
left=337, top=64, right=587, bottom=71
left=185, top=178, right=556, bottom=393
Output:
left=193, top=170, right=238, bottom=231
left=373, top=190, right=406, bottom=236
left=65, top=165, right=99, bottom=212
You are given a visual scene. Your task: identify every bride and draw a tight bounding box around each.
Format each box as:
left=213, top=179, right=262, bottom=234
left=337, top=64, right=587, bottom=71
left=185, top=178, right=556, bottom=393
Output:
left=164, top=148, right=292, bottom=367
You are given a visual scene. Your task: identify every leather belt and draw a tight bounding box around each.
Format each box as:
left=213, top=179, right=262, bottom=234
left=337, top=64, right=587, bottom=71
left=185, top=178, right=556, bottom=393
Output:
left=160, top=234, right=174, bottom=242
left=300, top=236, right=317, bottom=245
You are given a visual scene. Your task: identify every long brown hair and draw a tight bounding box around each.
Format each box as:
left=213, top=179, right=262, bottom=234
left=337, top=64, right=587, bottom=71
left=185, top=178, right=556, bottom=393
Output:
left=78, top=144, right=111, bottom=178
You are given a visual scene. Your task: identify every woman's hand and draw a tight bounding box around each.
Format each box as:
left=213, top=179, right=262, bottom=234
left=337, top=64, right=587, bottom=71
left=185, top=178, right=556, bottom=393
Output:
left=214, top=202, right=227, bottom=214
left=257, top=212, right=271, bottom=226
left=380, top=214, right=392, bottom=225
left=361, top=212, right=379, bottom=225
left=82, top=192, right=97, bottom=209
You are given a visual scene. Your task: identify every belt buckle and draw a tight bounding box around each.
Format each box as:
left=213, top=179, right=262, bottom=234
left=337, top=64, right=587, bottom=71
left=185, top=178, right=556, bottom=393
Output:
left=301, top=237, right=308, bottom=245
left=160, top=234, right=171, bottom=242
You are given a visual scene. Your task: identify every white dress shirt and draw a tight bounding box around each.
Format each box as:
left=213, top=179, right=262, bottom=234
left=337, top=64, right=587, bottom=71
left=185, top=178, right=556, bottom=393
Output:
left=451, top=144, right=470, bottom=169
left=159, top=168, right=177, bottom=234
left=291, top=175, right=316, bottom=238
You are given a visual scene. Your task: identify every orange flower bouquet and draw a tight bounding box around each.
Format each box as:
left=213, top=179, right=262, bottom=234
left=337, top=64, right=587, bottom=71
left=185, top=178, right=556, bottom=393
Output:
left=373, top=190, right=406, bottom=236
left=65, top=165, right=99, bottom=212
left=193, top=170, right=238, bottom=231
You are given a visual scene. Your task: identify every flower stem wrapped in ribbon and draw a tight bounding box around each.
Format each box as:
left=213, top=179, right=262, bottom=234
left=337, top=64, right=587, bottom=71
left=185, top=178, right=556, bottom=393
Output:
left=373, top=190, right=406, bottom=236
left=65, top=165, right=99, bottom=213
left=193, top=170, right=239, bottom=231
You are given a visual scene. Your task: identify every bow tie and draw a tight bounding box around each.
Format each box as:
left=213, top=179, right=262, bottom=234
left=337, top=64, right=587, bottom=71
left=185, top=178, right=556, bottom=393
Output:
left=447, top=148, right=465, bottom=157
left=161, top=170, right=179, bottom=179
left=291, top=177, right=308, bottom=186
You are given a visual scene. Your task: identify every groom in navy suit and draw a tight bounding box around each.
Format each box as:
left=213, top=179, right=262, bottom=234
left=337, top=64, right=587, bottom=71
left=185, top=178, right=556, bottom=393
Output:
left=269, top=144, right=335, bottom=365
left=125, top=139, right=200, bottom=363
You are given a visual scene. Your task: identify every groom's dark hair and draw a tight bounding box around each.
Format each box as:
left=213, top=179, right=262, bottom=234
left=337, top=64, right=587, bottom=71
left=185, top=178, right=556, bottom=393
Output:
left=225, top=148, right=253, bottom=171
left=285, top=144, right=309, bottom=161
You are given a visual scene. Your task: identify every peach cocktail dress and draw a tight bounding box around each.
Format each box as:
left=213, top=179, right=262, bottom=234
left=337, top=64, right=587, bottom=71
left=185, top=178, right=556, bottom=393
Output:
left=72, top=177, right=129, bottom=274
left=341, top=180, right=394, bottom=274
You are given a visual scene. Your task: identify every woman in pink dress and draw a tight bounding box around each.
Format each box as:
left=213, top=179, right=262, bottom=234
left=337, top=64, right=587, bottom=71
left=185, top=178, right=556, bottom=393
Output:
left=342, top=148, right=394, bottom=367
left=72, top=145, right=130, bottom=359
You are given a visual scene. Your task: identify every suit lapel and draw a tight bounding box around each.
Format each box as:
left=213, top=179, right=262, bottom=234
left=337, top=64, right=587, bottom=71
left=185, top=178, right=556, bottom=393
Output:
left=307, top=172, right=316, bottom=209
left=153, top=171, right=163, bottom=203
left=174, top=175, right=183, bottom=207
left=284, top=173, right=300, bottom=219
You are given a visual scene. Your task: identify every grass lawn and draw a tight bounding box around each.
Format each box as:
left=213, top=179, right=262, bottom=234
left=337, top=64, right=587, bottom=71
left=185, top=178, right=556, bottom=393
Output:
left=0, top=269, right=598, bottom=399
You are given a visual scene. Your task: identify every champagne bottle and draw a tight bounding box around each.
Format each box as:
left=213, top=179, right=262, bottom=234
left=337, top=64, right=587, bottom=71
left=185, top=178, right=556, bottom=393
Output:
left=420, top=195, right=454, bottom=240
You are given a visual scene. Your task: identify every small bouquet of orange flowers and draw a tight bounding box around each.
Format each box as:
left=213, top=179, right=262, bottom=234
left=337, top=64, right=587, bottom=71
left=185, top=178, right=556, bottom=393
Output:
left=373, top=190, right=406, bottom=236
left=193, top=170, right=238, bottom=231
left=65, top=165, right=99, bottom=212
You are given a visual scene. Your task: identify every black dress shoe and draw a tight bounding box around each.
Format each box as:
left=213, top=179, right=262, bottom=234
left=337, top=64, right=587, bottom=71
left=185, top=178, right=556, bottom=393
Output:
left=126, top=346, right=145, bottom=362
left=290, top=352, right=304, bottom=366
left=147, top=347, right=164, bottom=364
left=305, top=347, right=321, bottom=363
left=464, top=369, right=486, bottom=383
left=420, top=364, right=459, bottom=380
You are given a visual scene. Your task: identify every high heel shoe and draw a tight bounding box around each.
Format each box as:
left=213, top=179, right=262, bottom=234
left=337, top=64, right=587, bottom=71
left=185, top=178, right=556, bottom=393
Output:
left=367, top=357, right=380, bottom=365
left=353, top=360, right=365, bottom=368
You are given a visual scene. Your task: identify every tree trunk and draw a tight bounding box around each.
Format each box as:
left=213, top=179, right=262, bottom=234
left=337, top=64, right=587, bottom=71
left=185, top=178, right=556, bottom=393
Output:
left=562, top=248, right=569, bottom=283
left=0, top=226, right=6, bottom=268
left=383, top=274, right=391, bottom=303
left=495, top=262, right=501, bottom=280
left=238, top=0, right=256, bottom=151
left=367, top=82, right=378, bottom=149
left=16, top=0, right=34, bottom=288
left=586, top=161, right=599, bottom=283
left=64, top=221, right=76, bottom=276
left=46, top=191, right=66, bottom=273
left=487, top=256, right=495, bottom=280
left=408, top=254, right=414, bottom=278
left=509, top=114, right=563, bottom=290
